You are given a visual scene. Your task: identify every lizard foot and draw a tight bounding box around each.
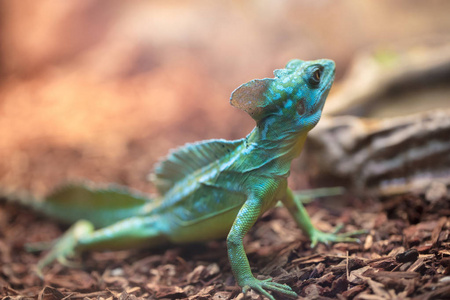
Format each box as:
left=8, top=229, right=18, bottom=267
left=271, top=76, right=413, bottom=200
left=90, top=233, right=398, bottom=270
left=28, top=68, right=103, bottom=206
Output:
left=25, top=240, right=55, bottom=252
left=35, top=220, right=94, bottom=278
left=241, top=277, right=297, bottom=300
left=310, top=224, right=368, bottom=247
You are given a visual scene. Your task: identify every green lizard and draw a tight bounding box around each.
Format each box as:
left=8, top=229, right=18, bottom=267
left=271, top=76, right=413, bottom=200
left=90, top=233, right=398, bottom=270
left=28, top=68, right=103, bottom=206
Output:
left=9, top=59, right=363, bottom=299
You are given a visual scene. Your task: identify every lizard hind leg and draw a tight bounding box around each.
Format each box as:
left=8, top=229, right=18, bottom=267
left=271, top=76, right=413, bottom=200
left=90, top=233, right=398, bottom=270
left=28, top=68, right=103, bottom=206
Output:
left=35, top=219, right=94, bottom=278
left=281, top=188, right=367, bottom=247
left=35, top=216, right=167, bottom=277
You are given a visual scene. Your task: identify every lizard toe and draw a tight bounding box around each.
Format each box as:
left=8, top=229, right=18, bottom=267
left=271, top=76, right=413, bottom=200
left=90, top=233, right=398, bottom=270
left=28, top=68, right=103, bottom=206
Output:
left=242, top=277, right=297, bottom=300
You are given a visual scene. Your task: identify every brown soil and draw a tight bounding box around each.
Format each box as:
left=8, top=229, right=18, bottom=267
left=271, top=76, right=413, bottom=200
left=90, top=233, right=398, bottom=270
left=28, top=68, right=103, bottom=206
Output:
left=1, top=190, right=449, bottom=300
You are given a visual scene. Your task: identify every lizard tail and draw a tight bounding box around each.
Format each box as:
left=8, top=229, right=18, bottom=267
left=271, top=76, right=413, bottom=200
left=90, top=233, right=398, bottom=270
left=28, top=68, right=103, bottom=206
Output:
left=0, top=186, right=44, bottom=210
left=1, top=182, right=156, bottom=228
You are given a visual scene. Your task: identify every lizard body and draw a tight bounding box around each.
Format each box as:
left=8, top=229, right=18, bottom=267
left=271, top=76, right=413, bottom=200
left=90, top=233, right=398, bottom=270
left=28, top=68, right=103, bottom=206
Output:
left=8, top=59, right=363, bottom=299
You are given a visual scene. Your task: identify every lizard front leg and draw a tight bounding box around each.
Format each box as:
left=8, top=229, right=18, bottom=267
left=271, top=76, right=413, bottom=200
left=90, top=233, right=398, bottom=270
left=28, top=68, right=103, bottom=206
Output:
left=227, top=198, right=297, bottom=300
left=282, top=188, right=366, bottom=247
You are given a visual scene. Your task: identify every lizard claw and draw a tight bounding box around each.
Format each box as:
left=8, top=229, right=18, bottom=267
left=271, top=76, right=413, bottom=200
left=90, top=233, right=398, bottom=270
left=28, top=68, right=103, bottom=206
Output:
left=309, top=225, right=367, bottom=248
left=241, top=277, right=297, bottom=300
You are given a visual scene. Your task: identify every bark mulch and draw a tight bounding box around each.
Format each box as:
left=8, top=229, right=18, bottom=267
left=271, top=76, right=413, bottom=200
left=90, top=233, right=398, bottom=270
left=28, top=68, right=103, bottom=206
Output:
left=1, top=192, right=449, bottom=300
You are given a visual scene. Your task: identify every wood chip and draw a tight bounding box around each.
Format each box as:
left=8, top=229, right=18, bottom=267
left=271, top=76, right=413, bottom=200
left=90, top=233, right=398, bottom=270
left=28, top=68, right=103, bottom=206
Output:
left=2, top=188, right=449, bottom=300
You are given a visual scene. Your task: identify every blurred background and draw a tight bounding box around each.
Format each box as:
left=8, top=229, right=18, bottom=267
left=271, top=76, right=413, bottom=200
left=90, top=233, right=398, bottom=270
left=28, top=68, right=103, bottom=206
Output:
left=1, top=0, right=449, bottom=196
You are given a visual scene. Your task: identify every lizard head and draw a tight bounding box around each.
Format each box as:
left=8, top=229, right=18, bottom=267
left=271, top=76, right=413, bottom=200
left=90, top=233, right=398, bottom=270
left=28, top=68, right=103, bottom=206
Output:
left=230, top=59, right=335, bottom=133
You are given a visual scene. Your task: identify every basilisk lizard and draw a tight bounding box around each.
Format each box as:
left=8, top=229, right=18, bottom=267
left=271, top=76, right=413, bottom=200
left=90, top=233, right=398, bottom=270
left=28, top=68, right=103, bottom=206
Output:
left=7, top=59, right=363, bottom=299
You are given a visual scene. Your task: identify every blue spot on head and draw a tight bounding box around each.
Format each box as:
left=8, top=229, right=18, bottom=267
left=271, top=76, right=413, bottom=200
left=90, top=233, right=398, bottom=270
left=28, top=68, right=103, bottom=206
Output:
left=284, top=86, right=293, bottom=94
left=282, top=77, right=291, bottom=84
left=272, top=93, right=281, bottom=100
left=284, top=99, right=293, bottom=108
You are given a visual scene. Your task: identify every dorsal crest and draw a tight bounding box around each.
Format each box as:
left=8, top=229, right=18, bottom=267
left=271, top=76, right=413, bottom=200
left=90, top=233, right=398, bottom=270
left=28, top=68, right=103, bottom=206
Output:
left=151, top=139, right=243, bottom=194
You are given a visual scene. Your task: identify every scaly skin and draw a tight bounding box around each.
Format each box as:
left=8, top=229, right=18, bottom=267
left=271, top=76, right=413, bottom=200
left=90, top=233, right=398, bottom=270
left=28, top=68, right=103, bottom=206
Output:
left=11, top=59, right=364, bottom=300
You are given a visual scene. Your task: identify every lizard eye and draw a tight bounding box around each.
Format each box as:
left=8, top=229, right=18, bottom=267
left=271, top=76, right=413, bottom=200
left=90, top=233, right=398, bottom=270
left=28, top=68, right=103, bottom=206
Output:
left=313, top=69, right=321, bottom=81
left=308, top=66, right=323, bottom=87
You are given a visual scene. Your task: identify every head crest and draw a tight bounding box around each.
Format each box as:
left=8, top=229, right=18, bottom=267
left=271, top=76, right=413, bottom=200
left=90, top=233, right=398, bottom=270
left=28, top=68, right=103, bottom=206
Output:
left=230, top=78, right=274, bottom=121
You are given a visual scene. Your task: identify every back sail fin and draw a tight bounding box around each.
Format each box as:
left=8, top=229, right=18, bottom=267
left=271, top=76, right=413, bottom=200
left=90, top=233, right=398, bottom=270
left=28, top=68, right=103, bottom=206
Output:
left=151, top=139, right=244, bottom=195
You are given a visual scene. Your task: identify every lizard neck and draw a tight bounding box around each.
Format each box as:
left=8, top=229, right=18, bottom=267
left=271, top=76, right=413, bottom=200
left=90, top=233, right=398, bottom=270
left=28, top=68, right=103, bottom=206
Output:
left=246, top=120, right=309, bottom=162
